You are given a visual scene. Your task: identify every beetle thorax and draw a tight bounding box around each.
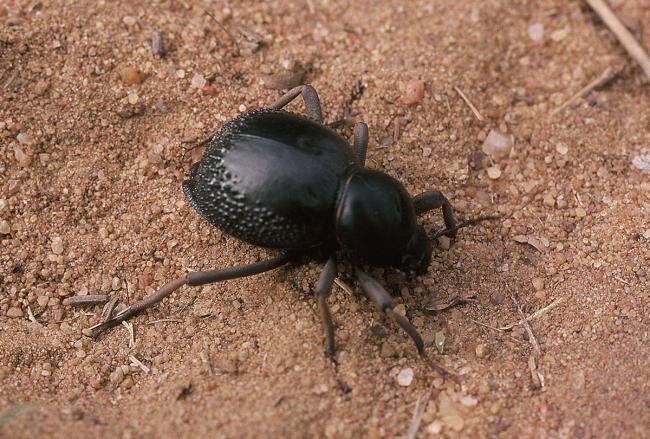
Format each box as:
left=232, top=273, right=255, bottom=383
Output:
left=335, top=169, right=431, bottom=272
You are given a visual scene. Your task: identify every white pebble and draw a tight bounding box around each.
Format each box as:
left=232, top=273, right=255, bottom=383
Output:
left=487, top=166, right=502, bottom=179
left=422, top=147, right=432, bottom=157
left=632, top=154, right=650, bottom=172
left=176, top=69, right=186, bottom=79
left=122, top=16, right=137, bottom=26
left=0, top=220, right=10, bottom=235
left=461, top=395, right=478, bottom=407
left=555, top=142, right=569, bottom=155
left=426, top=421, right=443, bottom=434
left=51, top=236, right=64, bottom=255
left=17, top=132, right=33, bottom=145
left=191, top=73, right=207, bottom=89
left=127, top=91, right=139, bottom=105
left=238, top=104, right=247, bottom=112
left=482, top=130, right=512, bottom=160
left=397, top=367, right=414, bottom=386
left=528, top=23, right=544, bottom=42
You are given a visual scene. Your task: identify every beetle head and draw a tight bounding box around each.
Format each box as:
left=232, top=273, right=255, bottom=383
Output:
left=335, top=170, right=431, bottom=274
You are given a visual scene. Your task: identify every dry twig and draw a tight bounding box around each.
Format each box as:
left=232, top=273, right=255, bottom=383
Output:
left=552, top=67, right=617, bottom=116
left=586, top=0, right=650, bottom=80
left=510, top=295, right=540, bottom=356
left=122, top=321, right=135, bottom=348
left=499, top=297, right=564, bottom=330
left=334, top=278, right=354, bottom=295
left=202, top=7, right=240, bottom=57
left=64, top=295, right=109, bottom=307
left=454, top=86, right=484, bottom=121
left=405, top=388, right=433, bottom=439
left=129, top=355, right=150, bottom=373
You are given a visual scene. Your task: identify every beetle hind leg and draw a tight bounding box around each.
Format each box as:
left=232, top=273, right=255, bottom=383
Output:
left=314, top=256, right=337, bottom=359
left=87, top=254, right=293, bottom=337
left=355, top=268, right=455, bottom=380
left=271, top=84, right=323, bottom=123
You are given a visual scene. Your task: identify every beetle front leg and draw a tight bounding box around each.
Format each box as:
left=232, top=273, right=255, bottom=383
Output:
left=270, top=84, right=323, bottom=123
left=355, top=268, right=456, bottom=381
left=412, top=191, right=457, bottom=238
left=87, top=254, right=293, bottom=338
left=314, top=255, right=337, bottom=359
left=353, top=122, right=368, bottom=167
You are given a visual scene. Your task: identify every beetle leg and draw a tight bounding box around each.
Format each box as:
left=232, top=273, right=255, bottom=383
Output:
left=87, top=254, right=293, bottom=338
left=270, top=84, right=323, bottom=123
left=355, top=268, right=456, bottom=381
left=412, top=191, right=457, bottom=238
left=314, top=255, right=337, bottom=358
left=353, top=122, right=369, bottom=167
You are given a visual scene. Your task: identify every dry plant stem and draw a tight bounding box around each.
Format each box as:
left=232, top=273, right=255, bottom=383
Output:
left=201, top=7, right=240, bottom=56
left=64, top=295, right=109, bottom=306
left=499, top=297, right=564, bottom=330
left=89, top=277, right=188, bottom=337
left=552, top=67, right=617, bottom=115
left=454, top=86, right=484, bottom=121
left=511, top=295, right=541, bottom=356
left=405, top=388, right=433, bottom=439
left=586, top=0, right=650, bottom=80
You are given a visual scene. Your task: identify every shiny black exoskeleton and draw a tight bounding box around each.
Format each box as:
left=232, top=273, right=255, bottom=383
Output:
left=92, top=85, right=465, bottom=379
left=183, top=108, right=432, bottom=273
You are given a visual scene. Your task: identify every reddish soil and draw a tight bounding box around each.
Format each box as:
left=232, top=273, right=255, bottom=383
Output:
left=1, top=0, right=649, bottom=437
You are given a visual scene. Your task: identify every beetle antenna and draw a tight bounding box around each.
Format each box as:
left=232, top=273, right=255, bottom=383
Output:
left=431, top=215, right=500, bottom=240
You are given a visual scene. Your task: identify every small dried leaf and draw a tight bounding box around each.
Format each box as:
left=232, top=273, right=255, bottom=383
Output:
left=512, top=235, right=547, bottom=253
left=434, top=331, right=446, bottom=354
left=426, top=292, right=477, bottom=311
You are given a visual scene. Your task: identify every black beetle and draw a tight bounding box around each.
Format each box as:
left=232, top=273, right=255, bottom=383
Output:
left=90, top=85, right=485, bottom=378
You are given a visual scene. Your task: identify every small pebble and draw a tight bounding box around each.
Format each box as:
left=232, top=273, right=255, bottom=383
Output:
left=51, top=236, right=64, bottom=255
left=551, top=28, right=568, bottom=42
left=393, top=303, right=406, bottom=316
left=14, top=146, right=31, bottom=167
left=437, top=235, right=452, bottom=250
left=555, top=142, right=569, bottom=155
left=151, top=31, right=164, bottom=56
left=528, top=23, right=544, bottom=42
left=122, top=16, right=137, bottom=27
left=401, top=80, right=425, bottom=105
left=119, top=67, right=142, bottom=85
left=397, top=367, right=414, bottom=386
left=6, top=307, right=24, bottom=318
left=475, top=343, right=486, bottom=358
left=17, top=132, right=33, bottom=145
left=127, top=91, right=139, bottom=105
left=487, top=166, right=502, bottom=179
left=422, top=147, right=432, bottom=157
left=426, top=421, right=443, bottom=434
left=176, top=69, right=186, bottom=79
left=482, top=130, right=512, bottom=160
left=632, top=154, right=650, bottom=172
left=110, top=367, right=125, bottom=384
left=0, top=220, right=10, bottom=235
left=461, top=395, right=478, bottom=407
left=191, top=73, right=207, bottom=89
left=575, top=207, right=587, bottom=218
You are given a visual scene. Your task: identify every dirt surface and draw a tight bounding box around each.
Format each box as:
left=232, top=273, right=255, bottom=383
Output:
left=1, top=0, right=650, bottom=437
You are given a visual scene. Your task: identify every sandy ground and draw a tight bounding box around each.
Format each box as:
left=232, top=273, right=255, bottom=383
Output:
left=1, top=0, right=650, bottom=437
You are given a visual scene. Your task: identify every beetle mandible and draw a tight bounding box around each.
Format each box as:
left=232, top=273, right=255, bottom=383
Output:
left=90, top=85, right=484, bottom=378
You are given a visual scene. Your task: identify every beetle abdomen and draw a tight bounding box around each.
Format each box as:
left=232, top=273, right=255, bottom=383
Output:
left=184, top=109, right=354, bottom=249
